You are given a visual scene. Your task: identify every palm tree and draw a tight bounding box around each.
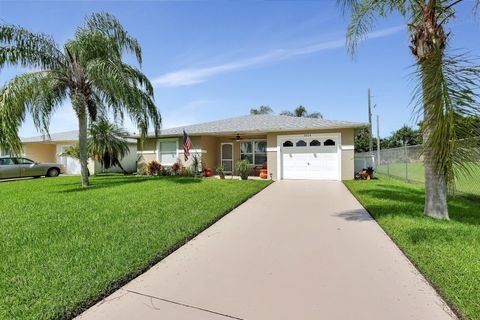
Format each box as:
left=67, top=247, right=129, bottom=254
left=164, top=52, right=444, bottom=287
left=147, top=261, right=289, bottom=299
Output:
left=88, top=119, right=130, bottom=173
left=340, top=0, right=480, bottom=219
left=280, top=105, right=323, bottom=118
left=250, top=105, right=273, bottom=115
left=0, top=13, right=161, bottom=187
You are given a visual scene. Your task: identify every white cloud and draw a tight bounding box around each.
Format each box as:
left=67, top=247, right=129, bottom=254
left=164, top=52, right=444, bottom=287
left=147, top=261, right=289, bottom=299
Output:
left=152, top=26, right=404, bottom=87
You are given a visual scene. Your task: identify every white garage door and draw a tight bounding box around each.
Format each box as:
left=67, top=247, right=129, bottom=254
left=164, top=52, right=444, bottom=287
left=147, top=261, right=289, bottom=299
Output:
left=280, top=135, right=341, bottom=180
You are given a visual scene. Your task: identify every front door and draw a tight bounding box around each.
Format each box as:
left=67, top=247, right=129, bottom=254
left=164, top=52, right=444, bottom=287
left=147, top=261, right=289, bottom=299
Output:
left=221, top=143, right=234, bottom=174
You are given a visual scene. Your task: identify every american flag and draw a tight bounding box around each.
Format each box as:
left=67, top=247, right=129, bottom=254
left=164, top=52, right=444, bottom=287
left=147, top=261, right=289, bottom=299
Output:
left=183, top=130, right=191, bottom=161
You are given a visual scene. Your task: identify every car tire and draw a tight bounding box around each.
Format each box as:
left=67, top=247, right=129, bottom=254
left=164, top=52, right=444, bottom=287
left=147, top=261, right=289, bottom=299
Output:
left=46, top=168, right=60, bottom=177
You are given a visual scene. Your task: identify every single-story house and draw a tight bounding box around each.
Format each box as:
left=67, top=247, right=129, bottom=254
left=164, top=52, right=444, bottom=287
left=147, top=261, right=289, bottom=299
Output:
left=19, top=130, right=138, bottom=175
left=136, top=114, right=367, bottom=180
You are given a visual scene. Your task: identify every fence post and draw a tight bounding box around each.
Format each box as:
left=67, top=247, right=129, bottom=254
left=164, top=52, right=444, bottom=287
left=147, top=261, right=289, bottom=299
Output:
left=404, top=143, right=408, bottom=182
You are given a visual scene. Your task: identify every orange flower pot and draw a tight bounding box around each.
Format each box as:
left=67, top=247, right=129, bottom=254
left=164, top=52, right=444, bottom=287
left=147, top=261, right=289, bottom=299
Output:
left=259, top=169, right=268, bottom=179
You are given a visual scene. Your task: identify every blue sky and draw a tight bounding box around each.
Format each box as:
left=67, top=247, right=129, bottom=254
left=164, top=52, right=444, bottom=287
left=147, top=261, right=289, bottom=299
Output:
left=1, top=1, right=479, bottom=138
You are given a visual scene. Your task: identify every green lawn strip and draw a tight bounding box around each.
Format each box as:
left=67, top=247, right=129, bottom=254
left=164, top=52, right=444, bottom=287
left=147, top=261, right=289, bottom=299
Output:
left=344, top=175, right=480, bottom=320
left=376, top=162, right=480, bottom=197
left=0, top=175, right=271, bottom=319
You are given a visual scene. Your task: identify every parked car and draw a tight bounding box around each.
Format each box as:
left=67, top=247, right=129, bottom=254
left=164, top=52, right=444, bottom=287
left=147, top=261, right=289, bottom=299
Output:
left=0, top=156, right=65, bottom=179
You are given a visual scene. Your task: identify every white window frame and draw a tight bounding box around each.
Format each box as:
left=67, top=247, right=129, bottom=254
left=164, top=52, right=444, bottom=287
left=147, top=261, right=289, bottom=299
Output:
left=156, top=138, right=179, bottom=166
left=240, top=140, right=267, bottom=166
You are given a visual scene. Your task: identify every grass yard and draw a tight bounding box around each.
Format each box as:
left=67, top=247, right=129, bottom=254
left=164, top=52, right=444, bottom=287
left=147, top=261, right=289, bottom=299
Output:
left=376, top=162, right=480, bottom=198
left=345, top=175, right=480, bottom=320
left=0, top=175, right=270, bottom=319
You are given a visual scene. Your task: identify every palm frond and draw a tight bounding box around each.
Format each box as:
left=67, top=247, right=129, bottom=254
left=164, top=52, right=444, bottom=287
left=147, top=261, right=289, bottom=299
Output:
left=0, top=71, right=66, bottom=154
left=88, top=119, right=130, bottom=170
left=0, top=24, right=64, bottom=70
left=412, top=49, right=480, bottom=192
left=85, top=57, right=161, bottom=138
left=339, top=0, right=408, bottom=55
left=82, top=12, right=142, bottom=65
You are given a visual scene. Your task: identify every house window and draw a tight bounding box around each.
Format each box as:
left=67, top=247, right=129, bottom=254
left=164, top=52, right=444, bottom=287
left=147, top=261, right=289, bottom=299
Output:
left=310, top=139, right=321, bottom=146
left=158, top=140, right=178, bottom=165
left=324, top=139, right=335, bottom=146
left=283, top=140, right=293, bottom=147
left=296, top=140, right=307, bottom=147
left=240, top=140, right=267, bottom=166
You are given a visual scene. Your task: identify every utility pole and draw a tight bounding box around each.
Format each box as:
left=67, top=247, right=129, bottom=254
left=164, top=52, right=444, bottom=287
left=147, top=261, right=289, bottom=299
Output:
left=368, top=88, right=373, bottom=153
left=376, top=114, right=381, bottom=167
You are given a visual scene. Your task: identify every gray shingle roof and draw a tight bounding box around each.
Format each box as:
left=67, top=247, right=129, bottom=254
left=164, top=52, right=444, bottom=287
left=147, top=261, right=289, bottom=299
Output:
left=21, top=130, right=79, bottom=143
left=21, top=130, right=136, bottom=143
left=144, top=114, right=367, bottom=137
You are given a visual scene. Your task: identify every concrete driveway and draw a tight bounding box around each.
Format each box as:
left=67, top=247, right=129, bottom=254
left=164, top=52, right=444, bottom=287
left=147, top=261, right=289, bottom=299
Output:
left=77, top=181, right=455, bottom=320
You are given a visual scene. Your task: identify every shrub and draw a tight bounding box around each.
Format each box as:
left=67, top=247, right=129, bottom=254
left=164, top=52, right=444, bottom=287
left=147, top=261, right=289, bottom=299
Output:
left=235, top=159, right=251, bottom=180
left=171, top=162, right=181, bottom=175
left=160, top=167, right=171, bottom=176
left=216, top=165, right=225, bottom=177
left=146, top=160, right=162, bottom=176
left=137, top=164, right=148, bottom=176
left=180, top=167, right=194, bottom=177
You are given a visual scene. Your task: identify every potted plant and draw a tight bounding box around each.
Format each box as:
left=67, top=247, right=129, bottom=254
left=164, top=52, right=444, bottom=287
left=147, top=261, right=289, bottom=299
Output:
left=235, top=159, right=251, bottom=180
left=216, top=165, right=225, bottom=179
left=191, top=153, right=201, bottom=177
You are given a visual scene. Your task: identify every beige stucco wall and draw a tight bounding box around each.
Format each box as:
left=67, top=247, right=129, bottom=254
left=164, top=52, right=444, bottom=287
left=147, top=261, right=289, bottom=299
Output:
left=267, top=128, right=355, bottom=180
left=201, top=136, right=218, bottom=169
left=23, top=143, right=57, bottom=163
left=137, top=136, right=202, bottom=170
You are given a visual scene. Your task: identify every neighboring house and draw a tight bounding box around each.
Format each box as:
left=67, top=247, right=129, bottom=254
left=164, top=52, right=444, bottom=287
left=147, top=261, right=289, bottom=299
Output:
left=20, top=131, right=137, bottom=175
left=135, top=114, right=367, bottom=180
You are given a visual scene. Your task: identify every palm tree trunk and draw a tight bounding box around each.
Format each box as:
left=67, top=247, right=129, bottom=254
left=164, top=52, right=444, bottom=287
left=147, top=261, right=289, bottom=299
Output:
left=422, top=70, right=449, bottom=220
left=75, top=99, right=90, bottom=188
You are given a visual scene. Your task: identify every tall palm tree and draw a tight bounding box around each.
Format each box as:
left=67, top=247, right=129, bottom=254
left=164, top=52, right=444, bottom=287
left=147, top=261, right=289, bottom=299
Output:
left=0, top=13, right=161, bottom=187
left=88, top=119, right=130, bottom=173
left=250, top=105, right=273, bottom=115
left=280, top=105, right=323, bottom=118
left=340, top=0, right=480, bottom=219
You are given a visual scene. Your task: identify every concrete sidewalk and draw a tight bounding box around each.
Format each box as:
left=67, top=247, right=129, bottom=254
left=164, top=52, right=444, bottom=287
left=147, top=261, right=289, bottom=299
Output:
left=77, top=181, right=455, bottom=320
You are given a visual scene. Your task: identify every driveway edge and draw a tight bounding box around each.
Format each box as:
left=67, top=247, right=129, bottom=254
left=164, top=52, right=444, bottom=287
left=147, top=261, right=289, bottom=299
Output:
left=342, top=181, right=462, bottom=320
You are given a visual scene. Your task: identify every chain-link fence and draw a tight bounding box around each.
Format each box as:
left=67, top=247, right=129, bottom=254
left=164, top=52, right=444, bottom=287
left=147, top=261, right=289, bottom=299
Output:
left=355, top=145, right=480, bottom=200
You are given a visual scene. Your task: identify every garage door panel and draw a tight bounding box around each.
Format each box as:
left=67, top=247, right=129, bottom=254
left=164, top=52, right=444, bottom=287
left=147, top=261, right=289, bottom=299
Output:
left=280, top=135, right=340, bottom=181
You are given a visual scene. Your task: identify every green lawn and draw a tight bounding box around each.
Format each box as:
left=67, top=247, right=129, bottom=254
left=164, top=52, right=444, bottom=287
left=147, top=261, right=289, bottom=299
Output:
left=377, top=162, right=480, bottom=198
left=345, top=175, right=480, bottom=320
left=0, top=175, right=270, bottom=319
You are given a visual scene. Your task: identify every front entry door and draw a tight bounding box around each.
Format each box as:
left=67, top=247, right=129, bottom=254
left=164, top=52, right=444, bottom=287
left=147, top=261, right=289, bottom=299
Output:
left=221, top=143, right=234, bottom=174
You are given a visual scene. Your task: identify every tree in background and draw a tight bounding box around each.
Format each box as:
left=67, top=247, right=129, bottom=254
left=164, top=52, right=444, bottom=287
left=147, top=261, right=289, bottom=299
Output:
left=88, top=119, right=130, bottom=173
left=0, top=13, right=161, bottom=188
left=250, top=105, right=273, bottom=115
left=280, top=105, right=323, bottom=118
left=341, top=0, right=480, bottom=220
left=60, top=119, right=131, bottom=173
left=385, top=125, right=423, bottom=148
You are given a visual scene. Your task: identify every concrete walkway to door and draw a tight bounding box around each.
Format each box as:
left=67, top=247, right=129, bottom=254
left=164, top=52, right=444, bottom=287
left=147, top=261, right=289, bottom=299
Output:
left=77, top=181, right=456, bottom=320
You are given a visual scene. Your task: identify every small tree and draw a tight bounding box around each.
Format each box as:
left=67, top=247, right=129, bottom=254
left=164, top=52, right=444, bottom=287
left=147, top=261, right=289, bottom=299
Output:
left=250, top=105, right=273, bottom=115
left=88, top=119, right=130, bottom=173
left=280, top=105, right=323, bottom=118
